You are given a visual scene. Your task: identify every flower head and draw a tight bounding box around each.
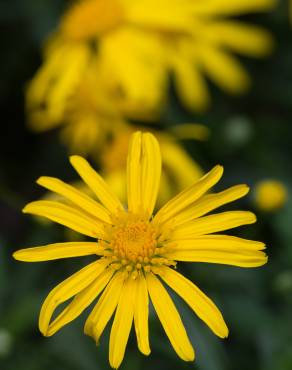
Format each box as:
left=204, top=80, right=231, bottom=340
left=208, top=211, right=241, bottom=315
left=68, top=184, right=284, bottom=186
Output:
left=255, top=179, right=288, bottom=212
left=14, top=132, right=267, bottom=368
left=27, top=0, right=276, bottom=132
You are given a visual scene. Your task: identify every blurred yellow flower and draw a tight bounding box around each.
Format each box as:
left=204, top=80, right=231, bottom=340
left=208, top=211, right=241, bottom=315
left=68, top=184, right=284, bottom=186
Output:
left=26, top=62, right=132, bottom=155
left=255, top=180, right=288, bottom=212
left=14, top=132, right=267, bottom=368
left=27, top=0, right=276, bottom=123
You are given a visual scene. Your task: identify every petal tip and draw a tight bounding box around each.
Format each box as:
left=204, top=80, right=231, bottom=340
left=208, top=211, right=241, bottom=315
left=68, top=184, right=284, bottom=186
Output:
left=234, top=184, right=250, bottom=196
left=130, top=130, right=142, bottom=142
left=39, top=325, right=49, bottom=337
left=243, top=184, right=250, bottom=194
left=36, top=176, right=48, bottom=185
left=141, top=348, right=151, bottom=356
left=222, top=326, right=229, bottom=339
left=22, top=204, right=30, bottom=213
left=187, top=348, right=195, bottom=362
left=137, top=338, right=151, bottom=356
left=249, top=212, right=257, bottom=223
left=12, top=250, right=21, bottom=261
left=213, top=164, right=224, bottom=178
left=69, top=154, right=84, bottom=165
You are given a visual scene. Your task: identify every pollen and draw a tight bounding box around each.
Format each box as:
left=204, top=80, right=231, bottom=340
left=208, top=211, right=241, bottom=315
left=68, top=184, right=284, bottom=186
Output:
left=100, top=211, right=175, bottom=276
left=61, top=0, right=125, bottom=41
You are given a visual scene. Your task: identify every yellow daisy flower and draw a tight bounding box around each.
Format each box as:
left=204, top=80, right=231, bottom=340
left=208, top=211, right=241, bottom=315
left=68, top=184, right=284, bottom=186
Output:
left=13, top=132, right=267, bottom=368
left=27, top=0, right=276, bottom=122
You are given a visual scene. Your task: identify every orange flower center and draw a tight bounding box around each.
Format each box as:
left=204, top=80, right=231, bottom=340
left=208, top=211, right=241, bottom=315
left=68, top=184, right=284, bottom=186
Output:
left=61, top=0, right=125, bottom=41
left=101, top=212, right=176, bottom=278
left=111, top=218, right=157, bottom=262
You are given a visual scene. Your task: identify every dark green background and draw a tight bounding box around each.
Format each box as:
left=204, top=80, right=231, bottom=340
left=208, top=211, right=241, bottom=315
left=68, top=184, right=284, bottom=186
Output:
left=1, top=1, right=292, bottom=369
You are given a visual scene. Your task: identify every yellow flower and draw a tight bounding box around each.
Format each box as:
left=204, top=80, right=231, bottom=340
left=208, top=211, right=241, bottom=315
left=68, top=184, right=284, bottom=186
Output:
left=27, top=61, right=132, bottom=155
left=26, top=48, right=162, bottom=155
left=27, top=0, right=276, bottom=123
left=14, top=132, right=267, bottom=368
left=255, top=180, right=288, bottom=212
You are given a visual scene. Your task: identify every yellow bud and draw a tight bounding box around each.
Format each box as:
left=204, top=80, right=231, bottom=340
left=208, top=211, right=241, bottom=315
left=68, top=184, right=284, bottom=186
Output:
left=255, top=180, right=288, bottom=212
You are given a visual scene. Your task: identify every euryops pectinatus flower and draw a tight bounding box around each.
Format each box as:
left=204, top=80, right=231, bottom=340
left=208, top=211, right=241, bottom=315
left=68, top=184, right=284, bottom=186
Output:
left=13, top=132, right=267, bottom=368
left=27, top=0, right=277, bottom=127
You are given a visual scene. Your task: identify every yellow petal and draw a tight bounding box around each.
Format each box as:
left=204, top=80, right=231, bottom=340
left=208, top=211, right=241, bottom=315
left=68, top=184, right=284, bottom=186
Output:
left=160, top=138, right=203, bottom=191
left=140, top=133, right=161, bottom=216
left=146, top=273, right=194, bottom=361
left=127, top=131, right=142, bottom=214
left=165, top=235, right=267, bottom=267
left=154, top=165, right=223, bottom=225
left=13, top=242, right=103, bottom=262
left=84, top=271, right=124, bottom=341
left=23, top=200, right=104, bottom=238
left=47, top=268, right=114, bottom=336
left=191, top=0, right=277, bottom=16
left=99, top=28, right=166, bottom=114
left=70, top=155, right=124, bottom=214
left=197, top=45, right=250, bottom=94
left=39, top=260, right=106, bottom=336
left=37, top=176, right=112, bottom=224
left=27, top=43, right=90, bottom=127
left=160, top=140, right=203, bottom=192
left=45, top=45, right=90, bottom=123
left=168, top=184, right=250, bottom=228
left=134, top=274, right=150, bottom=355
left=127, top=0, right=194, bottom=32
left=159, top=267, right=228, bottom=338
left=204, top=22, right=274, bottom=57
left=172, top=56, right=210, bottom=111
left=172, top=211, right=256, bottom=239
left=109, top=278, right=135, bottom=369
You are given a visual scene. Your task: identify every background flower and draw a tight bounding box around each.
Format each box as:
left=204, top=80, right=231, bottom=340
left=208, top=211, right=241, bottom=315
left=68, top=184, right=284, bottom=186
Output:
left=254, top=179, right=288, bottom=212
left=26, top=0, right=277, bottom=134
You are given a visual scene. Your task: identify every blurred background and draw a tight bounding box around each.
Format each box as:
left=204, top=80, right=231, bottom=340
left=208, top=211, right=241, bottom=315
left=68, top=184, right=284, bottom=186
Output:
left=1, top=1, right=292, bottom=370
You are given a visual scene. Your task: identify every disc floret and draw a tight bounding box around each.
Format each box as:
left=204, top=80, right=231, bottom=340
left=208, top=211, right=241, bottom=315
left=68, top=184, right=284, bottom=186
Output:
left=100, top=211, right=176, bottom=277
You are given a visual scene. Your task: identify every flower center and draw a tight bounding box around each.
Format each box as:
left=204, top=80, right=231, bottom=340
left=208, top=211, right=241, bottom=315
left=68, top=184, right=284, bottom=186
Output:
left=101, top=212, right=175, bottom=278
left=112, top=218, right=157, bottom=261
left=61, top=0, right=125, bottom=41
